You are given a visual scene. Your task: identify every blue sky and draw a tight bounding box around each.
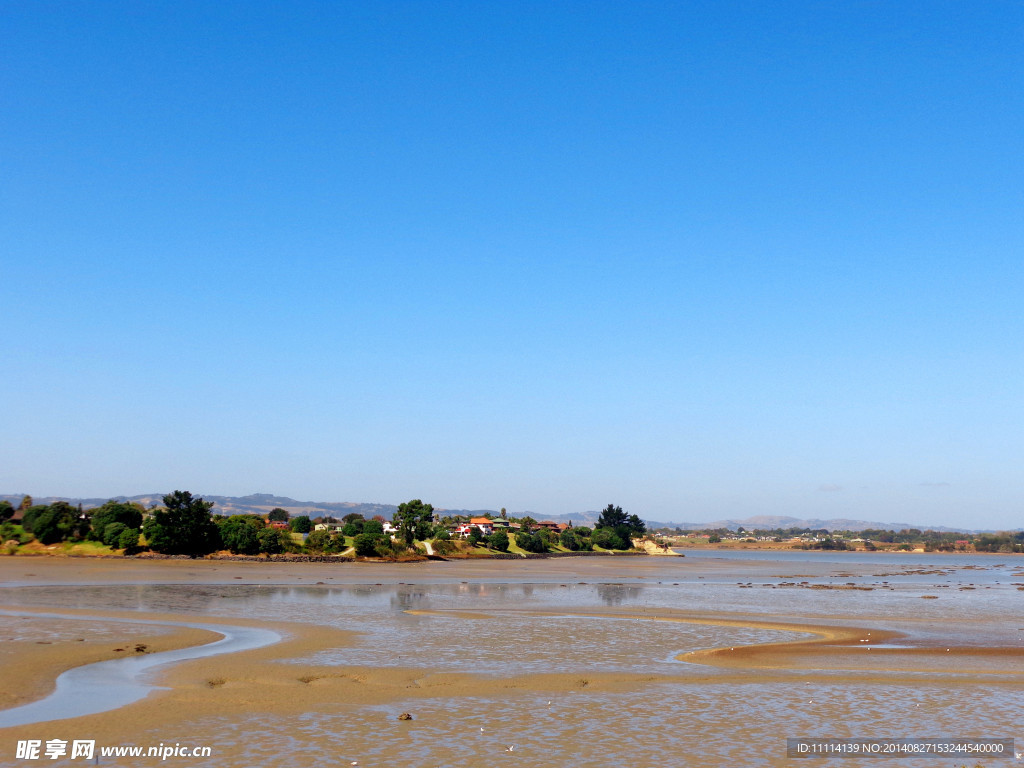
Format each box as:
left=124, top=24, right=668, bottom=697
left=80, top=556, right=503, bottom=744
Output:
left=3, top=2, right=1022, bottom=528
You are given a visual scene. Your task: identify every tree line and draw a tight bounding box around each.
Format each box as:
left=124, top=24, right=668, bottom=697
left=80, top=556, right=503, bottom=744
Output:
left=1, top=494, right=649, bottom=558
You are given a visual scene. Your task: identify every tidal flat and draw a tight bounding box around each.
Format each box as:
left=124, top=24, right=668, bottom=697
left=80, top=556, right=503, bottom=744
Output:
left=1, top=552, right=1021, bottom=766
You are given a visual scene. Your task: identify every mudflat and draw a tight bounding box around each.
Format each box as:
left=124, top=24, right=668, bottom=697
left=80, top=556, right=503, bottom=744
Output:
left=1, top=554, right=1021, bottom=766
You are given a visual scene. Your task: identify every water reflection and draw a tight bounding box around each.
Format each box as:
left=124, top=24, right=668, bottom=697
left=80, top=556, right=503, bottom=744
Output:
left=596, top=583, right=643, bottom=606
left=390, top=585, right=428, bottom=611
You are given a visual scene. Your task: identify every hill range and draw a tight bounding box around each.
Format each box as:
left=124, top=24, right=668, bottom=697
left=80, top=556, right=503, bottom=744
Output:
left=0, top=492, right=995, bottom=534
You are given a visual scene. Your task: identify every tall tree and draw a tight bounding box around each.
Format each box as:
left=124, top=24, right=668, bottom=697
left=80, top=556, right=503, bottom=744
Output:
left=143, top=490, right=220, bottom=556
left=597, top=504, right=628, bottom=529
left=393, top=499, right=434, bottom=548
left=267, top=508, right=289, bottom=523
left=595, top=504, right=644, bottom=548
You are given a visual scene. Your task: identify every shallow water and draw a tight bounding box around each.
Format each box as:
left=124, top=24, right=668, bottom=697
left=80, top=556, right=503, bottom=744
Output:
left=1, top=552, right=1021, bottom=766
left=0, top=611, right=279, bottom=728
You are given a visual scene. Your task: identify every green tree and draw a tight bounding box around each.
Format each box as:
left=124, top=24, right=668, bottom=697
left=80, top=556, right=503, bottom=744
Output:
left=515, top=531, right=548, bottom=553
left=353, top=532, right=384, bottom=557
left=143, top=491, right=220, bottom=556
left=24, top=502, right=82, bottom=544
left=560, top=529, right=582, bottom=551
left=0, top=501, right=13, bottom=522
left=89, top=501, right=143, bottom=542
left=218, top=515, right=262, bottom=555
left=393, top=499, right=434, bottom=548
left=258, top=527, right=284, bottom=554
left=342, top=519, right=365, bottom=537
left=20, top=505, right=48, bottom=533
left=597, top=504, right=628, bottom=529
left=117, top=527, right=140, bottom=552
left=595, top=504, right=644, bottom=546
left=592, top=528, right=628, bottom=550
left=18, top=495, right=33, bottom=512
left=289, top=515, right=312, bottom=533
left=487, top=531, right=510, bottom=552
left=102, top=522, right=128, bottom=547
left=305, top=530, right=346, bottom=554
left=362, top=519, right=384, bottom=536
left=305, top=530, right=331, bottom=553
left=267, top=508, right=289, bottom=523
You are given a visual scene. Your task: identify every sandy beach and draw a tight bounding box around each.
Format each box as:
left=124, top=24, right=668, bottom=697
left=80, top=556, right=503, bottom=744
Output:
left=1, top=554, right=1021, bottom=766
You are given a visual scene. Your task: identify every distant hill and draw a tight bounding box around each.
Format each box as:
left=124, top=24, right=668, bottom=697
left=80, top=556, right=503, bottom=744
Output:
left=0, top=492, right=591, bottom=525
left=645, top=514, right=976, bottom=534
left=0, top=493, right=996, bottom=533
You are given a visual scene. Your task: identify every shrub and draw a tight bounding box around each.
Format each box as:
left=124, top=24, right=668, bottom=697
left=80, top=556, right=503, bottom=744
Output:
left=515, top=532, right=548, bottom=553
left=289, top=516, right=312, bottom=533
left=305, top=530, right=331, bottom=553
left=487, top=531, right=509, bottom=552
left=258, top=527, right=284, bottom=555
left=118, top=527, right=140, bottom=552
left=324, top=533, right=348, bottom=554
left=592, top=528, right=628, bottom=550
left=431, top=538, right=456, bottom=555
left=89, top=502, right=143, bottom=542
left=218, top=516, right=262, bottom=555
left=373, top=536, right=406, bottom=558
left=353, top=532, right=384, bottom=557
left=0, top=522, right=32, bottom=545
left=560, top=530, right=581, bottom=551
left=103, top=522, right=128, bottom=547
left=24, top=503, right=82, bottom=545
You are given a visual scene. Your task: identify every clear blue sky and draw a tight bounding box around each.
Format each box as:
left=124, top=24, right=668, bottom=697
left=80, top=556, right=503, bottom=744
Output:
left=3, top=2, right=1022, bottom=529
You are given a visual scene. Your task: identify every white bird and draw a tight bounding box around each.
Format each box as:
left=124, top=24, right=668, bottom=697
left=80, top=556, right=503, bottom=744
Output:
left=505, top=745, right=515, bottom=752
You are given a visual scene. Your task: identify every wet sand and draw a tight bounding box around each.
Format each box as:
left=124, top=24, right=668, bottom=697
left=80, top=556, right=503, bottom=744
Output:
left=1, top=556, right=1021, bottom=766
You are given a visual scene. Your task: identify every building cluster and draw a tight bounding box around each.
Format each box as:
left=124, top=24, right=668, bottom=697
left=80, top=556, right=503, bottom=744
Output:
left=310, top=516, right=574, bottom=539
left=451, top=517, right=572, bottom=539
